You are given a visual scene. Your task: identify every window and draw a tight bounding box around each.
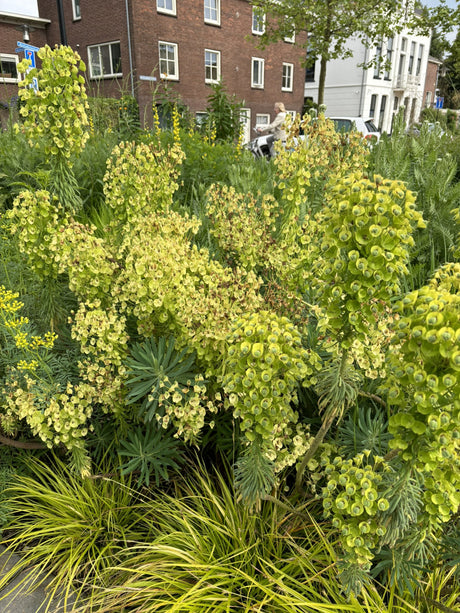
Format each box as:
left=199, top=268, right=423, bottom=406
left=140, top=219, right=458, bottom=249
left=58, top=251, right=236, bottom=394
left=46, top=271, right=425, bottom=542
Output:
left=425, top=91, right=432, bottom=107
left=394, top=96, right=399, bottom=111
left=369, top=94, right=377, bottom=118
left=205, top=49, right=220, bottom=84
left=408, top=41, right=416, bottom=74
left=204, top=0, right=220, bottom=25
left=378, top=95, right=387, bottom=130
left=88, top=42, right=121, bottom=78
left=282, top=62, right=293, bottom=91
left=256, top=114, right=270, bottom=128
left=305, top=60, right=315, bottom=82
left=374, top=41, right=382, bottom=78
left=252, top=8, right=265, bottom=35
left=157, top=0, right=176, bottom=15
left=72, top=0, right=81, bottom=20
left=384, top=37, right=393, bottom=79
left=0, top=54, right=19, bottom=81
left=240, top=107, right=251, bottom=144
left=416, top=44, right=424, bottom=76
left=158, top=41, right=178, bottom=80
left=251, top=57, right=264, bottom=88
left=195, top=112, right=208, bottom=126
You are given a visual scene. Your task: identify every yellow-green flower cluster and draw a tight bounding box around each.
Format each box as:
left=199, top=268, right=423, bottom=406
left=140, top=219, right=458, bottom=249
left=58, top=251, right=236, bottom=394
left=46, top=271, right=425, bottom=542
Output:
left=50, top=219, right=118, bottom=303
left=103, top=140, right=184, bottom=222
left=71, top=301, right=129, bottom=415
left=16, top=45, right=89, bottom=161
left=3, top=378, right=92, bottom=453
left=172, top=104, right=180, bottom=143
left=206, top=184, right=280, bottom=272
left=310, top=175, right=425, bottom=345
left=275, top=112, right=369, bottom=227
left=6, top=190, right=62, bottom=279
left=0, top=286, right=57, bottom=366
left=383, top=263, right=460, bottom=526
left=158, top=375, right=217, bottom=443
left=322, top=453, right=390, bottom=570
left=152, top=103, right=161, bottom=135
left=115, top=208, right=263, bottom=367
left=223, top=310, right=319, bottom=466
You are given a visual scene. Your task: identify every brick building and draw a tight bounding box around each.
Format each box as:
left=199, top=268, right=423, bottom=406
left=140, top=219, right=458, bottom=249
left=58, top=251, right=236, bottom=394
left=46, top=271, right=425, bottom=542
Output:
left=423, top=55, right=442, bottom=110
left=1, top=0, right=307, bottom=136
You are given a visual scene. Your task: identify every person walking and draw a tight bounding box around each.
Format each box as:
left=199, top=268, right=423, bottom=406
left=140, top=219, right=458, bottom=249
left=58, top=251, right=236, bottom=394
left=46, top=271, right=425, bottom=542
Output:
left=256, top=102, right=287, bottom=157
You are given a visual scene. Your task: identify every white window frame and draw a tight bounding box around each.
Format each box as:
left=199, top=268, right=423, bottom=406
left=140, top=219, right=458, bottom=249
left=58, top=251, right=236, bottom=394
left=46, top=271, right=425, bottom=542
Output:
left=282, top=62, right=293, bottom=92
left=255, top=113, right=270, bottom=128
left=205, top=49, right=221, bottom=84
left=88, top=41, right=122, bottom=79
left=158, top=41, right=179, bottom=80
left=251, top=57, right=265, bottom=89
left=204, top=0, right=220, bottom=25
left=0, top=54, right=19, bottom=83
left=283, top=17, right=295, bottom=43
left=252, top=8, right=265, bottom=35
left=72, top=0, right=81, bottom=20
left=157, top=0, right=176, bottom=15
left=286, top=110, right=296, bottom=121
left=196, top=112, right=208, bottom=126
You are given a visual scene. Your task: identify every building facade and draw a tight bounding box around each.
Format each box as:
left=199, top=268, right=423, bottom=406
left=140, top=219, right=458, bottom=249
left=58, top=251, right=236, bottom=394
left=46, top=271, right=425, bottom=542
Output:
left=1, top=0, right=306, bottom=137
left=423, top=55, right=442, bottom=110
left=304, top=27, right=431, bottom=134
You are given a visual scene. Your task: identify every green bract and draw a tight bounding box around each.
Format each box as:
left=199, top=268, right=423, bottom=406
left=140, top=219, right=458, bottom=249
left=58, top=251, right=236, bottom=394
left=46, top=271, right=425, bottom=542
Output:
left=223, top=310, right=319, bottom=470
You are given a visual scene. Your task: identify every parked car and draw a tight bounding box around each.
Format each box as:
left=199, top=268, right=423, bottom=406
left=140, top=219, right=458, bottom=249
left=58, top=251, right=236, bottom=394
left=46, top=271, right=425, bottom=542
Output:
left=327, top=116, right=381, bottom=143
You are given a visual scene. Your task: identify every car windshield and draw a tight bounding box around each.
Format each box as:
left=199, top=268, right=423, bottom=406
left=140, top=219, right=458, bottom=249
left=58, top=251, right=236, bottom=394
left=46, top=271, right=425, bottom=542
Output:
left=332, top=119, right=353, bottom=132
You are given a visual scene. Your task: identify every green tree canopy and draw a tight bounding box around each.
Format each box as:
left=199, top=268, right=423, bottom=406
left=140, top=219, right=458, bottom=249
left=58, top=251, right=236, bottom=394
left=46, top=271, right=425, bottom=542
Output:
left=250, top=0, right=455, bottom=105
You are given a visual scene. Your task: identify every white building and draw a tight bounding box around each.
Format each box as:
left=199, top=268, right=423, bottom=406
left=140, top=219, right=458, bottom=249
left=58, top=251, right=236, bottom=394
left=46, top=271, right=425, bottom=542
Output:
left=305, top=27, right=431, bottom=134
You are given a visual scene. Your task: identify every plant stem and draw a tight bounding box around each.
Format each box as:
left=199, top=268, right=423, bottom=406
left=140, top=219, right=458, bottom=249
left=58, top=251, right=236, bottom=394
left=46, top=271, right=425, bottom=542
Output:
left=295, top=414, right=334, bottom=493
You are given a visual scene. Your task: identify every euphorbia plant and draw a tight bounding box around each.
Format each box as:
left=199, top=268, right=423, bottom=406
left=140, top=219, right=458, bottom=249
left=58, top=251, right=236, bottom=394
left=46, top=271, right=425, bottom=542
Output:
left=15, top=45, right=89, bottom=211
left=295, top=174, right=426, bottom=491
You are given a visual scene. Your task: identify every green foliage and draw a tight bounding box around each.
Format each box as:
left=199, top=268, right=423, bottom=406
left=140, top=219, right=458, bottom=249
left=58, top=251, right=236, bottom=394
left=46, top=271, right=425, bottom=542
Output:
left=119, top=423, right=183, bottom=487
left=88, top=464, right=398, bottom=612
left=233, top=441, right=275, bottom=504
left=125, top=336, right=207, bottom=440
left=337, top=406, right=391, bottom=460
left=0, top=456, right=142, bottom=607
left=204, top=79, right=243, bottom=142
left=1, top=46, right=460, bottom=605
left=370, top=111, right=460, bottom=287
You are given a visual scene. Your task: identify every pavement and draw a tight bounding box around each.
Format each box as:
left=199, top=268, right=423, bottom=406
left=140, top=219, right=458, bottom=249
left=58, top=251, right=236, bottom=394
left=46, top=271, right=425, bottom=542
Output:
left=0, top=545, right=77, bottom=613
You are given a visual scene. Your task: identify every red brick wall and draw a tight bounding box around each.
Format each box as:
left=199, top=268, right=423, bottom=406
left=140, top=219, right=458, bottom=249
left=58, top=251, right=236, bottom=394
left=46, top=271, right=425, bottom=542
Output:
left=26, top=0, right=307, bottom=128
left=130, top=0, right=306, bottom=126
left=423, top=59, right=440, bottom=108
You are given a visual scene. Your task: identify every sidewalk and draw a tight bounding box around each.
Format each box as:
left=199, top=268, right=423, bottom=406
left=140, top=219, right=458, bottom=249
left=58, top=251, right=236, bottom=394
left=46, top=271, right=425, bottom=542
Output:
left=0, top=545, right=77, bottom=613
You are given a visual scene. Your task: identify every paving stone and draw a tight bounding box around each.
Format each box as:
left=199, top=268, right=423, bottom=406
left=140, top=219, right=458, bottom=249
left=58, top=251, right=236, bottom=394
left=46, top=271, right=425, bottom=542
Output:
left=0, top=545, right=77, bottom=613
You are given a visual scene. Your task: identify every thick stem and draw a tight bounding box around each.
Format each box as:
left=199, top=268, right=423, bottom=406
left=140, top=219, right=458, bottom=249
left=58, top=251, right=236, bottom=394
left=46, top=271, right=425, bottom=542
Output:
left=0, top=433, right=46, bottom=450
left=295, top=415, right=334, bottom=493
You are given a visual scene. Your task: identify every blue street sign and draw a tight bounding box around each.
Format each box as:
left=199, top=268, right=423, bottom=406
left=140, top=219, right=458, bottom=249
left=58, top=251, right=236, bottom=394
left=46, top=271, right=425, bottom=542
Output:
left=24, top=49, right=36, bottom=68
left=16, top=41, right=40, bottom=52
left=435, top=96, right=444, bottom=109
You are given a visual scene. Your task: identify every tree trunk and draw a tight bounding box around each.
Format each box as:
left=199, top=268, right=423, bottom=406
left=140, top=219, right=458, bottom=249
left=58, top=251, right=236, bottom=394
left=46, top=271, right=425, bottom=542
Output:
left=318, top=56, right=328, bottom=107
